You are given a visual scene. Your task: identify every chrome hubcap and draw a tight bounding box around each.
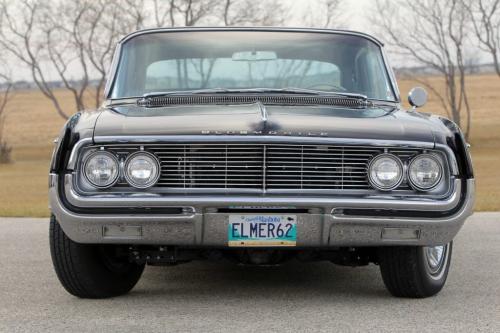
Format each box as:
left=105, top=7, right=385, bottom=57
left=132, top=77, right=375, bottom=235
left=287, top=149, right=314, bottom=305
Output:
left=424, top=244, right=448, bottom=277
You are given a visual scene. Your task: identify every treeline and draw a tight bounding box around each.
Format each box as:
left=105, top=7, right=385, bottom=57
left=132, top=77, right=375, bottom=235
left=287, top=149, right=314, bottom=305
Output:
left=1, top=0, right=500, bottom=155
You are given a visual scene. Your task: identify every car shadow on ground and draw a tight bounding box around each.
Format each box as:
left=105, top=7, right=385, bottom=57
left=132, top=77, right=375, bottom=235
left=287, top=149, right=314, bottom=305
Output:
left=125, top=260, right=390, bottom=301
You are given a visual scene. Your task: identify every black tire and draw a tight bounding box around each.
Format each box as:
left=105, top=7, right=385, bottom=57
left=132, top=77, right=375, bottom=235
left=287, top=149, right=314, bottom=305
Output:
left=378, top=242, right=452, bottom=298
left=49, top=215, right=145, bottom=299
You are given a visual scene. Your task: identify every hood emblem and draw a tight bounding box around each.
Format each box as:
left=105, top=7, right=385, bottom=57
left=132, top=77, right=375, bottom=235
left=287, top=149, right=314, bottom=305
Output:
left=256, top=100, right=267, bottom=122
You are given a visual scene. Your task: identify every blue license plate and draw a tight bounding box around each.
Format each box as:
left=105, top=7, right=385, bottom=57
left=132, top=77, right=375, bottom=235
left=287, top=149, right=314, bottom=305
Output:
left=228, top=215, right=297, bottom=247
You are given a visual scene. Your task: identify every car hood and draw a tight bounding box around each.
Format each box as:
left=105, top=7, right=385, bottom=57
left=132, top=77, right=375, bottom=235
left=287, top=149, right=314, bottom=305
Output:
left=93, top=103, right=436, bottom=143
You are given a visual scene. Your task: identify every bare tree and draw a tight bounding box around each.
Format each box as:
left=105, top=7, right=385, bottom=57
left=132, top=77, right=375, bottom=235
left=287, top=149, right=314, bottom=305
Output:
left=323, top=0, right=344, bottom=28
left=43, top=1, right=90, bottom=112
left=0, top=0, right=142, bottom=118
left=0, top=0, right=349, bottom=124
left=223, top=0, right=255, bottom=26
left=81, top=0, right=141, bottom=107
left=152, top=0, right=176, bottom=27
left=172, top=0, right=218, bottom=26
left=45, top=0, right=144, bottom=109
left=465, top=0, right=500, bottom=76
left=302, top=0, right=344, bottom=28
left=372, top=0, right=472, bottom=139
left=122, top=0, right=147, bottom=30
left=0, top=70, right=13, bottom=163
left=222, top=0, right=289, bottom=26
left=0, top=0, right=286, bottom=120
left=0, top=0, right=69, bottom=119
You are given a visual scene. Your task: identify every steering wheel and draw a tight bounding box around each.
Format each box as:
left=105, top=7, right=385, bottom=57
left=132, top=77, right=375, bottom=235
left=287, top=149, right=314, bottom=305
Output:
left=306, top=83, right=347, bottom=92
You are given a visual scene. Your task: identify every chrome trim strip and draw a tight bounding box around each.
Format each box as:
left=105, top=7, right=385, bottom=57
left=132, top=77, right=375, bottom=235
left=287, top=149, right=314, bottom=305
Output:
left=104, top=44, right=122, bottom=99
left=119, top=27, right=385, bottom=47
left=435, top=143, right=459, bottom=175
left=67, top=137, right=93, bottom=170
left=62, top=173, right=463, bottom=212
left=93, top=135, right=435, bottom=147
left=330, top=179, right=475, bottom=223
left=72, top=185, right=452, bottom=197
left=67, top=136, right=457, bottom=175
left=381, top=46, right=401, bottom=102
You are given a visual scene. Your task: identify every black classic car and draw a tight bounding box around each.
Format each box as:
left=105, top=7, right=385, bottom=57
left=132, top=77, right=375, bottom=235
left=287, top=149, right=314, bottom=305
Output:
left=49, top=28, right=474, bottom=299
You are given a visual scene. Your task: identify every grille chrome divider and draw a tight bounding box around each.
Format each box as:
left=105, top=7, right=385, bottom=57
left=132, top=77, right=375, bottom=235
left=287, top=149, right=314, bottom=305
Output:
left=183, top=145, right=187, bottom=188
left=341, top=146, right=344, bottom=190
left=262, top=145, right=267, bottom=193
left=300, top=146, right=304, bottom=190
left=224, top=145, right=228, bottom=189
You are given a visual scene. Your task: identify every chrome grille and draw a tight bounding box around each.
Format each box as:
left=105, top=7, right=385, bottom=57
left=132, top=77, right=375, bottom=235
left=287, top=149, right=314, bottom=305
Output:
left=266, top=145, right=378, bottom=190
left=153, top=144, right=264, bottom=188
left=97, top=143, right=423, bottom=191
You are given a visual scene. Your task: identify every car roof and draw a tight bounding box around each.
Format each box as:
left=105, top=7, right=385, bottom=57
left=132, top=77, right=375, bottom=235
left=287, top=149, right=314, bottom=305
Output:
left=119, top=27, right=384, bottom=47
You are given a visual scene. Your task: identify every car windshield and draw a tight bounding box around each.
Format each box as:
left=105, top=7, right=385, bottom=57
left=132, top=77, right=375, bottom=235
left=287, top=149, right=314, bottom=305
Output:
left=111, top=30, right=396, bottom=101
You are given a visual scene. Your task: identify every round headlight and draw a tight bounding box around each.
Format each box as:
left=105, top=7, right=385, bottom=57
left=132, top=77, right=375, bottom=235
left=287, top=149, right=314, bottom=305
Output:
left=83, top=151, right=119, bottom=188
left=124, top=152, right=160, bottom=188
left=368, top=154, right=404, bottom=191
left=408, top=154, right=443, bottom=191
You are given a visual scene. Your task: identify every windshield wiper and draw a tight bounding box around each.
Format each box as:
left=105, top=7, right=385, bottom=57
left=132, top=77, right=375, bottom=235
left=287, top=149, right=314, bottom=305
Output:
left=142, top=87, right=368, bottom=100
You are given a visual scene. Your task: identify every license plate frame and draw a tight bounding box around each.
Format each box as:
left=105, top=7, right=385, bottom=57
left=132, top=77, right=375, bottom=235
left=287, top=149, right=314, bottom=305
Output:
left=228, top=214, right=297, bottom=247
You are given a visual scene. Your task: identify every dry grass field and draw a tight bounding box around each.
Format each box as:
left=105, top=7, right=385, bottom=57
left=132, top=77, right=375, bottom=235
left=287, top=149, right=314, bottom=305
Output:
left=0, top=74, right=499, bottom=216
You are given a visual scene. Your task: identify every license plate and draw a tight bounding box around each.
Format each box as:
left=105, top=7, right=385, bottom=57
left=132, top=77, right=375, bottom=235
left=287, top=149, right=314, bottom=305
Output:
left=228, top=215, right=297, bottom=247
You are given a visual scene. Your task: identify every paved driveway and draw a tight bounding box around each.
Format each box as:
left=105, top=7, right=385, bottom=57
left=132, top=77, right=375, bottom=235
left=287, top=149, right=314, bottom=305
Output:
left=0, top=213, right=499, bottom=332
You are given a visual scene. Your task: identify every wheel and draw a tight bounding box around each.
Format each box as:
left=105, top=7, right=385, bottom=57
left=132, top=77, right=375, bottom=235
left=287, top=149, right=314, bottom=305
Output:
left=49, top=215, right=145, bottom=299
left=378, top=242, right=452, bottom=298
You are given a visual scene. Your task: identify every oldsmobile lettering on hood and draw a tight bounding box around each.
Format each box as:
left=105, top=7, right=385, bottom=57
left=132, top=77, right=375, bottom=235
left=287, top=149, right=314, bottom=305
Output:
left=200, top=130, right=330, bottom=136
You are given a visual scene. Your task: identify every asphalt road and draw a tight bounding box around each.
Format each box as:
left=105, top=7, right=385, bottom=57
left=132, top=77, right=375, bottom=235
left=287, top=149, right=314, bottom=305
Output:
left=0, top=213, right=499, bottom=332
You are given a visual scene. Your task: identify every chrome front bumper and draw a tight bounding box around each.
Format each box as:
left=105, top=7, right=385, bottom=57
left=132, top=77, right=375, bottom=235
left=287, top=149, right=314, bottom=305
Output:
left=49, top=174, right=475, bottom=247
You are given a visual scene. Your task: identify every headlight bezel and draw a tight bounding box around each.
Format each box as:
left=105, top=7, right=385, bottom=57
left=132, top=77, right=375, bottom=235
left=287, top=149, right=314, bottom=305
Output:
left=123, top=151, right=161, bottom=189
left=407, top=153, right=444, bottom=191
left=367, top=153, right=404, bottom=191
left=82, top=150, right=120, bottom=189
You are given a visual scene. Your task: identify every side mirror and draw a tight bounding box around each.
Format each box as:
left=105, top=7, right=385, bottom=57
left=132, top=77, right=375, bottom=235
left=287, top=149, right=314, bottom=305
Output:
left=408, top=87, right=428, bottom=108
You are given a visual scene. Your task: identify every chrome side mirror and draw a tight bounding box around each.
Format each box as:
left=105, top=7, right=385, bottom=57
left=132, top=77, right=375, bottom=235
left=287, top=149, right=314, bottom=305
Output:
left=408, top=87, right=428, bottom=109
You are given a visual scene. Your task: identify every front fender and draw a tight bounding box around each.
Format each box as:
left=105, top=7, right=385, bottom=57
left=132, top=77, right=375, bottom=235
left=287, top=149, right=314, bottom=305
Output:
left=50, top=110, right=102, bottom=173
left=430, top=115, right=474, bottom=179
